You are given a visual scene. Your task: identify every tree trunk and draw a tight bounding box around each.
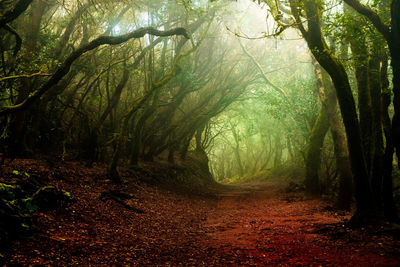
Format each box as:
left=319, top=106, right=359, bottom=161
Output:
left=273, top=135, right=282, bottom=169
left=84, top=66, right=129, bottom=164
left=342, top=0, right=400, bottom=171
left=129, top=100, right=157, bottom=166
left=229, top=122, right=244, bottom=176
left=313, top=58, right=353, bottom=209
left=289, top=0, right=377, bottom=221
left=305, top=108, right=330, bottom=196
left=381, top=55, right=398, bottom=221
left=350, top=33, right=373, bottom=175
left=369, top=45, right=384, bottom=211
left=390, top=0, right=400, bottom=167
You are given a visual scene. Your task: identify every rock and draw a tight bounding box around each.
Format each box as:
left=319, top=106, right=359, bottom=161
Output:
left=31, top=186, right=74, bottom=212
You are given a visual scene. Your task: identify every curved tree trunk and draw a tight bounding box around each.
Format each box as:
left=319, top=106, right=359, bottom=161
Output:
left=289, top=0, right=377, bottom=222
left=84, top=66, right=129, bottom=165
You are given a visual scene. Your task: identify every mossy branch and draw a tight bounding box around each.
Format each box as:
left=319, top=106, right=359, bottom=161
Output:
left=0, top=72, right=51, bottom=82
left=0, top=26, right=189, bottom=117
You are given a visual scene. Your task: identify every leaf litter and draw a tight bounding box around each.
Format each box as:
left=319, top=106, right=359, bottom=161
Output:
left=1, top=159, right=400, bottom=266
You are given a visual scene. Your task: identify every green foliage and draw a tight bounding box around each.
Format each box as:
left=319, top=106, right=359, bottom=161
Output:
left=221, top=170, right=272, bottom=184
left=208, top=38, right=318, bottom=180
left=21, top=198, right=37, bottom=214
left=0, top=183, right=36, bottom=245
left=0, top=181, right=75, bottom=246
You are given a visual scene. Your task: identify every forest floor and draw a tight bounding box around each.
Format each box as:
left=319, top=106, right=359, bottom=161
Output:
left=2, top=159, right=400, bottom=266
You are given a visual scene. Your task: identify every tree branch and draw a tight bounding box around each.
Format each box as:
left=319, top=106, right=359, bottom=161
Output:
left=0, top=26, right=189, bottom=117
left=0, top=0, right=34, bottom=28
left=289, top=0, right=310, bottom=41
left=3, top=24, right=22, bottom=57
left=238, top=40, right=288, bottom=98
left=0, top=72, right=51, bottom=82
left=343, top=0, right=390, bottom=41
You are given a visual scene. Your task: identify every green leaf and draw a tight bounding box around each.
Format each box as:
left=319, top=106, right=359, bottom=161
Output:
left=22, top=198, right=37, bottom=213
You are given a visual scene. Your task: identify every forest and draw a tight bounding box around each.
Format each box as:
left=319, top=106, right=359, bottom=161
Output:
left=1, top=0, right=400, bottom=265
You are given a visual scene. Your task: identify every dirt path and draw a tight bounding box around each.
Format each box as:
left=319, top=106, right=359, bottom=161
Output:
left=201, top=180, right=400, bottom=266
left=4, top=163, right=400, bottom=266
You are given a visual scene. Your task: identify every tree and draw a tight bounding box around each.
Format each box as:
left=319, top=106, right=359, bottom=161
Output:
left=342, top=0, right=400, bottom=168
left=279, top=0, right=377, bottom=222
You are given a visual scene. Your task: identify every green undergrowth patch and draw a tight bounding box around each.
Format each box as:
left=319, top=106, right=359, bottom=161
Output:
left=220, top=163, right=305, bottom=186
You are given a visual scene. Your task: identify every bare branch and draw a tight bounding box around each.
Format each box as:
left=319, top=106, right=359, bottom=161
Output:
left=226, top=25, right=288, bottom=40
left=238, top=40, right=289, bottom=98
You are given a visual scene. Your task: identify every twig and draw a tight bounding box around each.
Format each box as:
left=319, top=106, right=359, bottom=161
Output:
left=0, top=72, right=52, bottom=82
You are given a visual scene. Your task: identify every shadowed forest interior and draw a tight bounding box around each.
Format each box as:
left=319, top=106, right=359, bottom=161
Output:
left=1, top=0, right=400, bottom=265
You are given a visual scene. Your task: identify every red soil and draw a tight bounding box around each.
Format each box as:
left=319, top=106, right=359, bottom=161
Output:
left=3, top=160, right=400, bottom=266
